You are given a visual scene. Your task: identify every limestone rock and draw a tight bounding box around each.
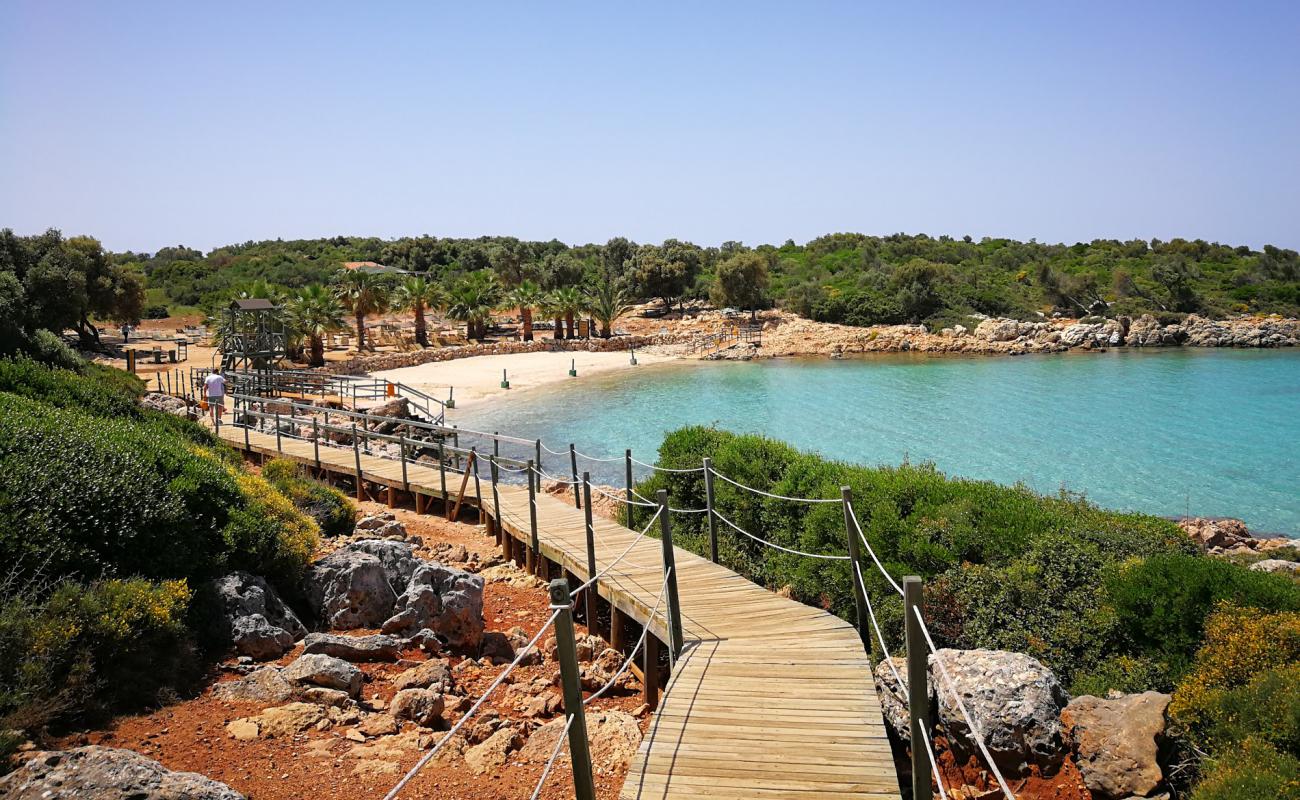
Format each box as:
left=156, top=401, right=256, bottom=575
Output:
left=249, top=702, right=326, bottom=738
left=346, top=539, right=419, bottom=590
left=0, top=746, right=246, bottom=799
left=213, top=666, right=295, bottom=704
left=520, top=711, right=642, bottom=772
left=354, top=512, right=409, bottom=541
left=929, top=648, right=1070, bottom=776
left=225, top=719, right=259, bottom=741
left=283, top=653, right=364, bottom=697
left=1061, top=692, right=1170, bottom=800
left=358, top=713, right=400, bottom=737
left=1251, top=558, right=1300, bottom=576
left=212, top=571, right=305, bottom=660
left=479, top=631, right=515, bottom=665
left=297, top=687, right=352, bottom=708
left=382, top=562, right=484, bottom=650
left=464, top=726, right=521, bottom=774
left=302, top=632, right=402, bottom=662
left=306, top=548, right=398, bottom=629
left=390, top=688, right=445, bottom=728
left=392, top=658, right=453, bottom=692
left=1178, top=517, right=1253, bottom=550
left=873, top=656, right=934, bottom=743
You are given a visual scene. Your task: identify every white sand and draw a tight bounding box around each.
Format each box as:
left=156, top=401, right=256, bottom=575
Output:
left=370, top=349, right=679, bottom=408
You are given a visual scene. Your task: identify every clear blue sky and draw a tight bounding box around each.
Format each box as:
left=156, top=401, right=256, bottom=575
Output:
left=2, top=1, right=1297, bottom=253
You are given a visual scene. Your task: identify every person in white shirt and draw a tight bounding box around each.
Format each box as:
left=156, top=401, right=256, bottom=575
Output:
left=203, top=371, right=226, bottom=423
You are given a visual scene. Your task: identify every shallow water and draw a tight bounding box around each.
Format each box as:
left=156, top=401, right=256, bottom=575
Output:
left=450, top=348, right=1300, bottom=535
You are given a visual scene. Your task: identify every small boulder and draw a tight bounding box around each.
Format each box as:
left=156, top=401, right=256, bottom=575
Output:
left=520, top=711, right=641, bottom=772
left=929, top=648, right=1070, bottom=776
left=1178, top=517, right=1254, bottom=551
left=1250, top=559, right=1300, bottom=576
left=283, top=653, right=364, bottom=697
left=212, top=571, right=306, bottom=660
left=358, top=713, right=400, bottom=737
left=213, top=667, right=295, bottom=704
left=390, top=688, right=445, bottom=727
left=225, top=719, right=260, bottom=741
left=1061, top=692, right=1171, bottom=800
left=0, top=746, right=246, bottom=799
left=479, top=631, right=515, bottom=665
left=229, top=614, right=294, bottom=661
left=392, top=658, right=453, bottom=692
left=249, top=702, right=326, bottom=738
left=464, top=726, right=521, bottom=773
left=383, top=562, right=484, bottom=650
left=872, top=656, right=933, bottom=743
left=346, top=539, right=419, bottom=590
left=302, top=632, right=402, bottom=662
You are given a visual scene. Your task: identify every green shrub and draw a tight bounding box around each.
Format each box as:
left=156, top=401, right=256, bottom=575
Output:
left=1190, top=737, right=1300, bottom=800
left=0, top=578, right=193, bottom=736
left=0, top=357, right=143, bottom=419
left=1105, top=555, right=1300, bottom=682
left=1171, top=605, right=1300, bottom=756
left=262, top=457, right=355, bottom=537
left=24, top=330, right=83, bottom=370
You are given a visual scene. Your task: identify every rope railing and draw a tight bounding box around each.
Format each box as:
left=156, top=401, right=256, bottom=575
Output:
left=707, top=466, right=841, bottom=503
left=381, top=608, right=561, bottom=800
left=584, top=567, right=672, bottom=705
left=629, top=456, right=705, bottom=473
left=912, top=605, right=1017, bottom=800
left=713, top=509, right=851, bottom=560
left=569, top=506, right=663, bottom=599
left=590, top=482, right=658, bottom=508
left=628, top=487, right=707, bottom=514
left=846, top=501, right=905, bottom=597
left=528, top=714, right=574, bottom=800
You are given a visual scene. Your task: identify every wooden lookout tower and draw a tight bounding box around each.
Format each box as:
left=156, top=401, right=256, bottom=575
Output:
left=219, top=298, right=286, bottom=374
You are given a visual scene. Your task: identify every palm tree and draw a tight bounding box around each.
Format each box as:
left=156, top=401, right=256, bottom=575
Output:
left=334, top=270, right=391, bottom=351
left=544, top=290, right=565, bottom=340
left=284, top=285, right=346, bottom=367
left=588, top=280, right=633, bottom=338
left=550, top=286, right=586, bottom=339
left=447, top=270, right=501, bottom=341
left=394, top=276, right=448, bottom=347
left=507, top=279, right=545, bottom=341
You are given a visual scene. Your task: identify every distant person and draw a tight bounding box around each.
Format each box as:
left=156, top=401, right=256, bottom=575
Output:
left=203, top=370, right=226, bottom=424
left=120, top=323, right=130, bottom=343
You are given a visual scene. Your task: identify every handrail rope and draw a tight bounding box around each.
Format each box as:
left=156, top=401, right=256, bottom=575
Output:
left=921, top=734, right=951, bottom=800
left=527, top=714, right=574, bottom=800
left=846, top=502, right=905, bottom=597
left=538, top=441, right=568, bottom=456
left=628, top=486, right=708, bottom=514
left=380, top=608, right=561, bottom=800
left=713, top=509, right=850, bottom=560
left=707, top=467, right=840, bottom=503
left=571, top=447, right=627, bottom=463
left=852, top=561, right=948, bottom=800
left=589, top=483, right=659, bottom=508
left=584, top=567, right=672, bottom=705
left=629, top=457, right=705, bottom=473
left=569, top=506, right=663, bottom=598
left=912, top=606, right=1017, bottom=800
left=532, top=465, right=583, bottom=486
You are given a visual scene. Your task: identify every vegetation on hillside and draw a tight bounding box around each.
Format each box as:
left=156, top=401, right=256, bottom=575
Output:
left=42, top=231, right=1298, bottom=335
left=0, top=357, right=321, bottom=765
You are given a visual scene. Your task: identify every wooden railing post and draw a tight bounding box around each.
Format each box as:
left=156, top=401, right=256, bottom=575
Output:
left=569, top=444, right=581, bottom=508
left=352, top=422, right=364, bottom=501
left=535, top=439, right=543, bottom=475
left=657, top=490, right=684, bottom=659
left=489, top=456, right=502, bottom=543
left=548, top=580, right=598, bottom=800
left=582, top=473, right=598, bottom=628
left=313, top=418, right=321, bottom=469
left=526, top=460, right=540, bottom=574
left=703, top=457, right=718, bottom=563
left=624, top=449, right=635, bottom=529
left=905, top=576, right=932, bottom=800
left=400, top=436, right=410, bottom=492
left=842, top=486, right=870, bottom=653
left=274, top=412, right=282, bottom=452
left=469, top=446, right=482, bottom=518
left=437, top=440, right=449, bottom=506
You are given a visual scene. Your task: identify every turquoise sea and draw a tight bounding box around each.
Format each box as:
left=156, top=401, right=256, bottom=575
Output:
left=451, top=349, right=1300, bottom=535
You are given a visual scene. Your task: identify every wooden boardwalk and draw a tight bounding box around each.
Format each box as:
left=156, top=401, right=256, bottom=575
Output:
left=215, top=422, right=902, bottom=799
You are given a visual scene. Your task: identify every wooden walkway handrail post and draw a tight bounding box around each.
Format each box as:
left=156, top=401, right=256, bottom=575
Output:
left=534, top=439, right=543, bottom=475
left=469, top=447, right=482, bottom=515
left=624, top=449, right=635, bottom=529
left=904, top=576, right=932, bottom=800
left=400, top=436, right=410, bottom=492
left=703, top=456, right=718, bottom=563
left=842, top=485, right=871, bottom=653
left=274, top=412, right=282, bottom=452
left=437, top=441, right=449, bottom=505
left=352, top=422, right=364, bottom=501
left=657, top=489, right=684, bottom=659
left=489, top=455, right=502, bottom=542
left=569, top=444, right=581, bottom=508
left=526, top=460, right=540, bottom=575
left=313, top=419, right=321, bottom=469
left=582, top=473, right=598, bottom=627
left=548, top=580, right=598, bottom=800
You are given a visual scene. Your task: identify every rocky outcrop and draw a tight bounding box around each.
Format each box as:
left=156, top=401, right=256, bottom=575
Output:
left=382, top=562, right=485, bottom=650
left=392, top=658, right=453, bottom=692
left=464, top=726, right=523, bottom=774
left=302, top=632, right=402, bottom=662
left=324, top=334, right=679, bottom=376
left=873, top=656, right=931, bottom=744
left=212, top=571, right=306, bottom=661
left=213, top=666, right=295, bottom=704
left=929, top=649, right=1070, bottom=776
left=282, top=653, right=364, bottom=697
left=0, top=746, right=245, bottom=799
left=1061, top=692, right=1170, bottom=800
left=1179, top=517, right=1254, bottom=550
left=140, top=392, right=190, bottom=416
left=306, top=548, right=398, bottom=629
left=346, top=539, right=420, bottom=590
left=354, top=512, right=410, bottom=542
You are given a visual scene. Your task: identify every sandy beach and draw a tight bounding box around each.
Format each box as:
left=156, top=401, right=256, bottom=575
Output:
left=370, top=348, right=680, bottom=408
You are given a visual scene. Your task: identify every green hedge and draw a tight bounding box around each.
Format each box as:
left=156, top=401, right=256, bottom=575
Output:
left=262, top=457, right=355, bottom=538
left=630, top=426, right=1297, bottom=691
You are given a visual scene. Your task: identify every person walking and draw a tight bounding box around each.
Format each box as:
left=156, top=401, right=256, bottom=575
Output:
left=203, top=370, right=226, bottom=424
